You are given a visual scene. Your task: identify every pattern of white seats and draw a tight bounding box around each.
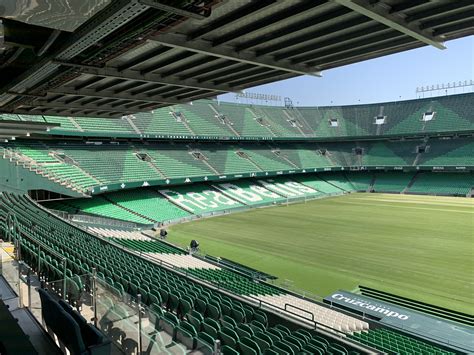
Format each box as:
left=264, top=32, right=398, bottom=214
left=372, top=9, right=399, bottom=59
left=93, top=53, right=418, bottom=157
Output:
left=89, top=227, right=148, bottom=240
left=144, top=253, right=221, bottom=270
left=139, top=246, right=369, bottom=335
left=250, top=294, right=369, bottom=333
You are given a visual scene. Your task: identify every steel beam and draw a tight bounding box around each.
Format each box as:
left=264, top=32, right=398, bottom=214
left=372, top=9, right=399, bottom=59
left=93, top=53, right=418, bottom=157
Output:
left=148, top=33, right=322, bottom=76
left=48, top=87, right=206, bottom=105
left=138, top=0, right=210, bottom=20
left=19, top=102, right=148, bottom=114
left=333, top=0, right=445, bottom=49
left=54, top=60, right=240, bottom=92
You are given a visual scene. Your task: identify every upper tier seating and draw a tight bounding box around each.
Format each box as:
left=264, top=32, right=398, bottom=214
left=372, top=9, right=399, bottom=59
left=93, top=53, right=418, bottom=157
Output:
left=360, top=141, right=417, bottom=167
left=181, top=102, right=236, bottom=136
left=211, top=102, right=273, bottom=137
left=73, top=116, right=133, bottom=133
left=418, top=137, right=474, bottom=167
left=130, top=110, right=193, bottom=135
left=240, top=147, right=296, bottom=171
left=0, top=113, right=22, bottom=120
left=6, top=93, right=470, bottom=139
left=197, top=145, right=258, bottom=175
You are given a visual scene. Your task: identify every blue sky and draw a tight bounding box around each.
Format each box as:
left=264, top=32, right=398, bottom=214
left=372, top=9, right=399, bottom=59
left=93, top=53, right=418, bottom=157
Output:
left=218, top=36, right=474, bottom=106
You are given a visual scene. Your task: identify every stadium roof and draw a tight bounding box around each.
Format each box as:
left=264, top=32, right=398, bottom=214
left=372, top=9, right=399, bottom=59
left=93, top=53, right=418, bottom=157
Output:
left=0, top=0, right=472, bottom=118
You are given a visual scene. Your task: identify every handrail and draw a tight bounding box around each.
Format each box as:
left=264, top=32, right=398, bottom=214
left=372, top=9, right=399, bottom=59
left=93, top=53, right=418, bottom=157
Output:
left=284, top=302, right=315, bottom=323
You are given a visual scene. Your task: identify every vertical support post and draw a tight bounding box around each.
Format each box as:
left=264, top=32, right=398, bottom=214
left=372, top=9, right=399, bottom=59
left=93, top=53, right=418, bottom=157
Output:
left=213, top=339, right=221, bottom=355
left=137, top=294, right=143, bottom=355
left=92, top=267, right=97, bottom=327
left=62, top=258, right=67, bottom=300
left=18, top=260, right=23, bottom=307
left=16, top=233, right=21, bottom=261
left=27, top=267, right=32, bottom=309
left=37, top=245, right=41, bottom=275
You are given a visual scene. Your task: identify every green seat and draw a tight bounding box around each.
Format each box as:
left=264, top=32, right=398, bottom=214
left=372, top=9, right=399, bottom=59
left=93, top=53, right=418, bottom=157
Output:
left=238, top=341, right=258, bottom=355
left=284, top=335, right=303, bottom=351
left=206, top=303, right=220, bottom=320
left=178, top=298, right=192, bottom=317
left=186, top=312, right=202, bottom=332
left=303, top=344, right=324, bottom=355
left=160, top=312, right=179, bottom=335
left=235, top=326, right=252, bottom=339
left=219, top=330, right=237, bottom=348
left=175, top=321, right=197, bottom=350
left=241, top=337, right=261, bottom=355
left=254, top=335, right=271, bottom=352
left=231, top=308, right=245, bottom=323
left=274, top=340, right=297, bottom=355
left=149, top=303, right=163, bottom=326
left=275, top=324, right=291, bottom=336
left=222, top=315, right=237, bottom=329
left=222, top=345, right=239, bottom=355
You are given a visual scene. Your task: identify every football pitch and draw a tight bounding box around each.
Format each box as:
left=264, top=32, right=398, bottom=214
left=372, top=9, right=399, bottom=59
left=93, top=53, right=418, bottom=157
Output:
left=168, top=193, right=474, bottom=315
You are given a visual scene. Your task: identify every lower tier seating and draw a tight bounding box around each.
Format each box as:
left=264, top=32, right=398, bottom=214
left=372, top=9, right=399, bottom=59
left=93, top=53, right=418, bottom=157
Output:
left=345, top=172, right=373, bottom=191
left=292, top=175, right=345, bottom=194
left=111, top=238, right=184, bottom=254
left=372, top=172, right=415, bottom=193
left=0, top=299, right=38, bottom=354
left=408, top=172, right=473, bottom=196
left=43, top=197, right=153, bottom=225
left=2, top=136, right=471, bottom=193
left=42, top=171, right=473, bottom=225
left=0, top=193, right=461, bottom=354
left=0, top=192, right=367, bottom=354
left=317, top=173, right=356, bottom=192
left=350, top=328, right=454, bottom=355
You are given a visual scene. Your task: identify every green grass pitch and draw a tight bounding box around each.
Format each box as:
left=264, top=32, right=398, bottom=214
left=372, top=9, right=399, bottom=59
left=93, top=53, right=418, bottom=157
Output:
left=168, top=193, right=474, bottom=314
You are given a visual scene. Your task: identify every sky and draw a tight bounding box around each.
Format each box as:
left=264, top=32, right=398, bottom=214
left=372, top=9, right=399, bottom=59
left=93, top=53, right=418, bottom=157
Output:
left=218, top=36, right=474, bottom=107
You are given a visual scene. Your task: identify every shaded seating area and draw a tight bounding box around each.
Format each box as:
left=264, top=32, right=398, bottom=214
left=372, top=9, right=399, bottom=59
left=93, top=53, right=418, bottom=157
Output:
left=0, top=299, right=37, bottom=355
left=38, top=288, right=111, bottom=355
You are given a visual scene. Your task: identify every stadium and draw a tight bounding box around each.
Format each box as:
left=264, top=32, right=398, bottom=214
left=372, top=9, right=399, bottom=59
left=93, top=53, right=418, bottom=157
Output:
left=0, top=1, right=473, bottom=355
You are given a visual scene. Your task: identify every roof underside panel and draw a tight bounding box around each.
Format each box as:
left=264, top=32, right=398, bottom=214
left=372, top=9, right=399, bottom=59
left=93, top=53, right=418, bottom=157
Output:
left=0, top=0, right=472, bottom=118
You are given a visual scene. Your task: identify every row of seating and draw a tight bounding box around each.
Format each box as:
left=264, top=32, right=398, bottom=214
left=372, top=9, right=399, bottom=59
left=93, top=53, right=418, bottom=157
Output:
left=88, top=227, right=149, bottom=240
left=350, top=328, right=455, bottom=355
left=3, top=137, right=471, bottom=193
left=111, top=238, right=185, bottom=254
left=110, top=238, right=370, bottom=334
left=0, top=192, right=368, bottom=354
left=41, top=171, right=473, bottom=224
left=186, top=269, right=282, bottom=297
left=409, top=172, right=474, bottom=196
left=0, top=299, right=37, bottom=354
left=38, top=288, right=111, bottom=355
left=3, top=93, right=472, bottom=138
